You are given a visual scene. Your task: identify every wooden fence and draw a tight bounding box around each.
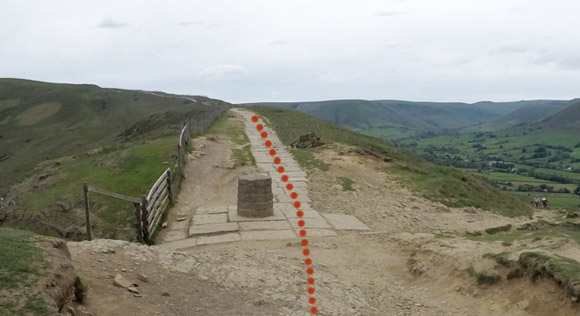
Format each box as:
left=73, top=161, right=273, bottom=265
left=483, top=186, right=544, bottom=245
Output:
left=84, top=103, right=230, bottom=243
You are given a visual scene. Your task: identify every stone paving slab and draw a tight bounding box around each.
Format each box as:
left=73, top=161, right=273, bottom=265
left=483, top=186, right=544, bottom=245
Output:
left=284, top=171, right=308, bottom=178
left=162, top=230, right=188, bottom=242
left=298, top=229, right=337, bottom=237
left=283, top=188, right=309, bottom=196
left=289, top=216, right=331, bottom=229
left=239, top=221, right=292, bottom=231
left=322, top=214, right=370, bottom=231
left=169, top=220, right=191, bottom=230
left=192, top=213, right=228, bottom=225
left=228, top=208, right=286, bottom=222
left=189, top=222, right=239, bottom=236
left=240, top=230, right=297, bottom=241
left=157, top=237, right=197, bottom=250
left=196, top=206, right=228, bottom=215
left=280, top=208, right=322, bottom=219
left=288, top=181, right=308, bottom=188
left=275, top=193, right=295, bottom=203
left=197, top=232, right=241, bottom=245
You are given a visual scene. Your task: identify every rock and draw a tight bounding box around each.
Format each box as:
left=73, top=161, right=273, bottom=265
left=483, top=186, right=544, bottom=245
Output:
left=65, top=305, right=75, bottom=315
left=176, top=216, right=186, bottom=222
left=128, top=286, right=139, bottom=294
left=121, top=268, right=127, bottom=272
left=291, top=132, right=323, bottom=148
left=162, top=291, right=170, bottom=297
left=138, top=273, right=149, bottom=283
left=161, top=222, right=168, bottom=228
left=516, top=300, right=529, bottom=310
left=113, top=274, right=132, bottom=288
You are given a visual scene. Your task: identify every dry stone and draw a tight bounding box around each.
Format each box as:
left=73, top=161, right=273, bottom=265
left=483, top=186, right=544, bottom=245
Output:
left=237, top=174, right=274, bottom=217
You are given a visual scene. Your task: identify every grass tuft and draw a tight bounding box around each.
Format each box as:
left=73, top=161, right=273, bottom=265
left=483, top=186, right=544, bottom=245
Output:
left=337, top=176, right=355, bottom=191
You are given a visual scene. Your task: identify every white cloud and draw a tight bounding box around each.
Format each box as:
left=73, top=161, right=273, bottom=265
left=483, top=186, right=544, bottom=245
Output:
left=97, top=17, right=128, bottom=28
left=197, top=64, right=248, bottom=81
left=374, top=10, right=406, bottom=17
left=1, top=0, right=580, bottom=103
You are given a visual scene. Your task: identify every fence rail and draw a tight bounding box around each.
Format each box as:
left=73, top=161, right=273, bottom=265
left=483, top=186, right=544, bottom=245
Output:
left=83, top=103, right=230, bottom=243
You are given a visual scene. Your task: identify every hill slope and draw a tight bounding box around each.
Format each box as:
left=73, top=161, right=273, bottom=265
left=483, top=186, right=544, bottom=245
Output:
left=0, top=78, right=226, bottom=193
left=248, top=106, right=530, bottom=216
left=473, top=99, right=578, bottom=130
left=534, top=101, right=580, bottom=129
left=245, top=99, right=577, bottom=140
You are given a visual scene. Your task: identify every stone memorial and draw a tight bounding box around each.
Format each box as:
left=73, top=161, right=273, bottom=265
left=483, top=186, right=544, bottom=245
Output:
left=237, top=174, right=274, bottom=217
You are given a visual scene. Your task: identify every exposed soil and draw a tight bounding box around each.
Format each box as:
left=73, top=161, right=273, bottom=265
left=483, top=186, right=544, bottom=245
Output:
left=67, top=110, right=580, bottom=316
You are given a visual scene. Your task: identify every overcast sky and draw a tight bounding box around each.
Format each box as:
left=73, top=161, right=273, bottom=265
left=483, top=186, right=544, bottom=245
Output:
left=2, top=0, right=580, bottom=103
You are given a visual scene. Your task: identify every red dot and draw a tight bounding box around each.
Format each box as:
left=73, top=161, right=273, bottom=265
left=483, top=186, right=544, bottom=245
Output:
left=309, top=297, right=316, bottom=304
left=269, top=149, right=276, bottom=156
left=291, top=192, right=298, bottom=199
left=281, top=175, right=288, bottom=182
left=299, top=230, right=306, bottom=236
left=261, top=131, right=268, bottom=138
left=301, top=239, right=308, bottom=246
left=256, top=124, right=263, bottom=131
left=311, top=306, right=318, bottom=314
left=307, top=268, right=314, bottom=275
left=307, top=277, right=315, bottom=284
left=251, top=115, right=258, bottom=122
left=303, top=249, right=310, bottom=256
left=297, top=210, right=304, bottom=217
left=305, top=258, right=312, bottom=265
left=298, top=220, right=305, bottom=227
left=286, top=183, right=293, bottom=190
left=294, top=201, right=301, bottom=208
left=274, top=157, right=281, bottom=164
left=278, top=166, right=285, bottom=173
left=265, top=140, right=272, bottom=147
left=308, top=287, right=315, bottom=294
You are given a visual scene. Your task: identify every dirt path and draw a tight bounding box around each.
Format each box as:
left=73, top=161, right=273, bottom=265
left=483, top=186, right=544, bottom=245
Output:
left=156, top=113, right=260, bottom=244
left=68, top=109, right=580, bottom=316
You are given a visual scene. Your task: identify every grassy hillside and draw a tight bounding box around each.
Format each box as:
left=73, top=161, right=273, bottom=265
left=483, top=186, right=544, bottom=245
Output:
left=0, top=79, right=229, bottom=240
left=401, top=125, right=580, bottom=212
left=535, top=101, right=580, bottom=129
left=0, top=78, right=226, bottom=194
left=248, top=106, right=530, bottom=217
left=245, top=99, right=576, bottom=141
left=467, top=99, right=577, bottom=132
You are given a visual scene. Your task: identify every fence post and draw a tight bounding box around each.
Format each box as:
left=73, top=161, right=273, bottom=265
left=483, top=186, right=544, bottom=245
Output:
left=140, top=196, right=149, bottom=242
left=166, top=169, right=173, bottom=204
left=134, top=202, right=143, bottom=243
left=83, top=183, right=92, bottom=241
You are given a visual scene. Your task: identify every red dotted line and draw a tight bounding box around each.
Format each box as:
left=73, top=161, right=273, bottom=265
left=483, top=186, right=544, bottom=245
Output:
left=252, top=115, right=318, bottom=314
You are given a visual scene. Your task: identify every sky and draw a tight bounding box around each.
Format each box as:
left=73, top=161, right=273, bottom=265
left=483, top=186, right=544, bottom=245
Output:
left=1, top=0, right=580, bottom=103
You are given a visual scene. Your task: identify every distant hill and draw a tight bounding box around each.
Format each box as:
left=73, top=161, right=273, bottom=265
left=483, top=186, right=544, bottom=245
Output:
left=534, top=101, right=580, bottom=129
left=244, top=99, right=578, bottom=140
left=475, top=100, right=578, bottom=130
left=246, top=100, right=506, bottom=131
left=0, top=78, right=226, bottom=193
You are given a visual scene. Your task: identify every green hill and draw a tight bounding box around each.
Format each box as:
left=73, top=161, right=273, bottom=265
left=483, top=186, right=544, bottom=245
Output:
left=244, top=99, right=576, bottom=140
left=0, top=78, right=226, bottom=193
left=0, top=79, right=228, bottom=240
left=248, top=105, right=531, bottom=217
left=470, top=100, right=577, bottom=131
left=534, top=101, right=580, bottom=129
